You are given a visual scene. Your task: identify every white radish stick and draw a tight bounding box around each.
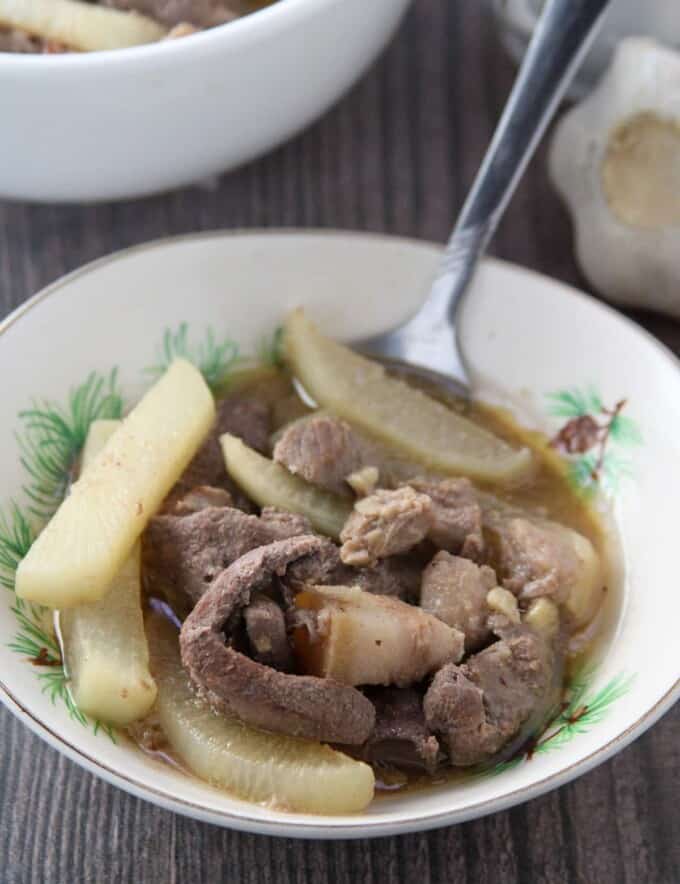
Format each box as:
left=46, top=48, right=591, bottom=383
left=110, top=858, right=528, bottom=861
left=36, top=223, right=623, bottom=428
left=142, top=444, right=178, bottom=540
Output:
left=17, top=359, right=215, bottom=607
left=0, top=0, right=166, bottom=52
left=60, top=419, right=157, bottom=727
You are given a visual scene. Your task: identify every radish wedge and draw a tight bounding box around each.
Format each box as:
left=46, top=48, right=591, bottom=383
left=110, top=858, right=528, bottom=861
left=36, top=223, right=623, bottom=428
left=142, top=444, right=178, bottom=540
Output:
left=0, top=0, right=167, bottom=51
left=16, top=359, right=215, bottom=608
left=147, top=613, right=375, bottom=815
left=59, top=419, right=157, bottom=727
left=221, top=433, right=351, bottom=539
left=284, top=310, right=533, bottom=483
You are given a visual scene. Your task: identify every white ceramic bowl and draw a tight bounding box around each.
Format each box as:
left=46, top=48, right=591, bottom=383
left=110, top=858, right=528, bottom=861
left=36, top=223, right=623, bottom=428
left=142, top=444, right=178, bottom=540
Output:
left=0, top=231, right=678, bottom=838
left=0, top=0, right=411, bottom=203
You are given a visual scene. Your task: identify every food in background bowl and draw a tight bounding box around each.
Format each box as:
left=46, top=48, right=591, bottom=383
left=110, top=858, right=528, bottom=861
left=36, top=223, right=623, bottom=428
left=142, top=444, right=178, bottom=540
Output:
left=1, top=0, right=412, bottom=201
left=15, top=309, right=610, bottom=815
left=0, top=0, right=275, bottom=53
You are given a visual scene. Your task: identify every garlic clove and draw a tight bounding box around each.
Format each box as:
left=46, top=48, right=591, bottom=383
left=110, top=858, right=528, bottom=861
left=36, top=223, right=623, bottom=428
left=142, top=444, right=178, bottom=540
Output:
left=549, top=38, right=680, bottom=317
left=602, top=112, right=680, bottom=230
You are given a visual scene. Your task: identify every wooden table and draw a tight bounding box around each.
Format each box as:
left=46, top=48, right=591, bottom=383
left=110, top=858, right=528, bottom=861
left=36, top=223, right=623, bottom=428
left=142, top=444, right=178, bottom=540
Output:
left=1, top=2, right=678, bottom=881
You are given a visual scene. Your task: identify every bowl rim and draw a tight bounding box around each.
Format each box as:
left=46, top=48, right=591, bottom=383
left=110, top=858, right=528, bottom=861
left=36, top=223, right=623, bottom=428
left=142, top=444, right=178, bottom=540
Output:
left=0, top=0, right=340, bottom=71
left=0, top=228, right=678, bottom=837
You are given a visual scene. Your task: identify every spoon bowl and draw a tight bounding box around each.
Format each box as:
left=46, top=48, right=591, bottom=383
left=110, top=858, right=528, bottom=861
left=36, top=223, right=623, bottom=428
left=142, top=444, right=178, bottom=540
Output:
left=356, top=0, right=612, bottom=394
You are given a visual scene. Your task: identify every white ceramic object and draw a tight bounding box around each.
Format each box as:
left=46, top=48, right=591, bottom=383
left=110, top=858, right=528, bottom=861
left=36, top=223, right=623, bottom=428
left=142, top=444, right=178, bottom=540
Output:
left=0, top=231, right=678, bottom=838
left=549, top=38, right=680, bottom=318
left=0, top=0, right=411, bottom=203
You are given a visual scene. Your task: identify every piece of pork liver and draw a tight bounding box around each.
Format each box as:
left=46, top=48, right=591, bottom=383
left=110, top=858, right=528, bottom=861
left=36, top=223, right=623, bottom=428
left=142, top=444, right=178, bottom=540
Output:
left=180, top=535, right=375, bottom=744
left=243, top=593, right=293, bottom=672
left=215, top=393, right=271, bottom=453
left=259, top=507, right=314, bottom=537
left=143, top=505, right=313, bottom=613
left=358, top=688, right=441, bottom=773
left=273, top=415, right=363, bottom=496
left=406, top=477, right=484, bottom=560
left=164, top=393, right=270, bottom=511
left=340, top=487, right=433, bottom=567
left=350, top=556, right=424, bottom=602
left=420, top=551, right=497, bottom=652
left=279, top=542, right=421, bottom=605
left=319, top=553, right=423, bottom=603
left=423, top=625, right=557, bottom=766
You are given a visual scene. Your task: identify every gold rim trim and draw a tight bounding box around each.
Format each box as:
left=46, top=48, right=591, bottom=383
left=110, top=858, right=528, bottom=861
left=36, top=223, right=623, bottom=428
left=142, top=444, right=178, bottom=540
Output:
left=0, top=229, right=678, bottom=835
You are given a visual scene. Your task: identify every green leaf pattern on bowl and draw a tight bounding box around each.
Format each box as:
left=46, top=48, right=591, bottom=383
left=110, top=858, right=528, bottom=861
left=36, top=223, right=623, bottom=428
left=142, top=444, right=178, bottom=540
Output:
left=546, top=386, right=642, bottom=496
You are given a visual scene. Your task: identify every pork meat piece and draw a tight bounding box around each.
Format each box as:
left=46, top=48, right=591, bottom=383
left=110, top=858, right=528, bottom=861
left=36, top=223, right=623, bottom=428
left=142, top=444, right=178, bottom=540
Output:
left=102, top=0, right=239, bottom=28
left=214, top=393, right=271, bottom=454
left=143, top=505, right=313, bottom=612
left=180, top=535, right=375, bottom=744
left=293, top=585, right=464, bottom=688
left=420, top=551, right=497, bottom=652
left=340, top=487, right=433, bottom=567
left=424, top=625, right=557, bottom=766
left=324, top=554, right=423, bottom=602
left=243, top=593, right=293, bottom=672
left=359, top=688, right=441, bottom=773
left=406, top=477, right=484, bottom=559
left=273, top=415, right=363, bottom=496
left=285, top=554, right=422, bottom=604
left=164, top=393, right=270, bottom=511
left=259, top=507, right=314, bottom=537
left=487, top=513, right=598, bottom=605
left=351, top=556, right=423, bottom=602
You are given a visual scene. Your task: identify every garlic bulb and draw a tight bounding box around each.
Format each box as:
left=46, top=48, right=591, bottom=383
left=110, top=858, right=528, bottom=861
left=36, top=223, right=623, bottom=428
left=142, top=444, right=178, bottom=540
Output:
left=549, top=38, right=680, bottom=317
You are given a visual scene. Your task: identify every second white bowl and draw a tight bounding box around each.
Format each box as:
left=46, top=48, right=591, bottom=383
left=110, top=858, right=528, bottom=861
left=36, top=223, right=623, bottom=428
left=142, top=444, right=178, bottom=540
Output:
left=0, top=0, right=411, bottom=202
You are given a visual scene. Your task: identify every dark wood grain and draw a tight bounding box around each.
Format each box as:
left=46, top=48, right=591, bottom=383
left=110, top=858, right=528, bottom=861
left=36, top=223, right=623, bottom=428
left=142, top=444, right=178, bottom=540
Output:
left=0, top=2, right=678, bottom=882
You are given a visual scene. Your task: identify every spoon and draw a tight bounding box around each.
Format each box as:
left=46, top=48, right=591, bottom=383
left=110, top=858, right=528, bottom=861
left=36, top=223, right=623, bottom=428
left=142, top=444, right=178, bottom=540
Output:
left=354, top=0, right=612, bottom=397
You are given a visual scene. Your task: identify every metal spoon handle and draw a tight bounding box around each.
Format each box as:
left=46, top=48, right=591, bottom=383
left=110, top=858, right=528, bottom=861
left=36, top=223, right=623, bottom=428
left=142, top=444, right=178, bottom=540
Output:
left=427, top=0, right=612, bottom=323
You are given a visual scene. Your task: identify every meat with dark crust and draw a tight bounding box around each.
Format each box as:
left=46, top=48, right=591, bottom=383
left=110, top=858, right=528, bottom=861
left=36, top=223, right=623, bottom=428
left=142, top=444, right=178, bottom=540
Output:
left=180, top=535, right=376, bottom=745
